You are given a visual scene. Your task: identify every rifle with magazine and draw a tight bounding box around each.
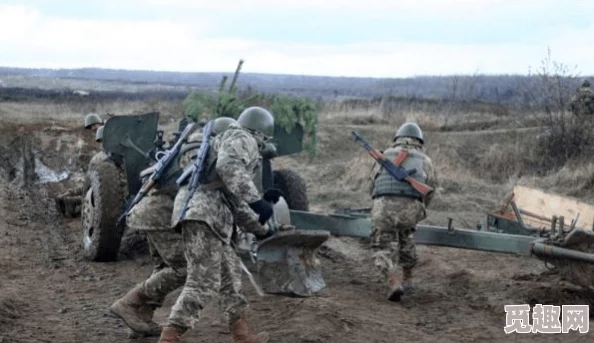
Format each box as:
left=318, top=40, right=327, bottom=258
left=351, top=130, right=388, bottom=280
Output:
left=351, top=131, right=433, bottom=197
left=115, top=122, right=197, bottom=227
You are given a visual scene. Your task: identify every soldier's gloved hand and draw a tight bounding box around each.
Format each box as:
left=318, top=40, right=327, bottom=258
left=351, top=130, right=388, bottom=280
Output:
left=263, top=188, right=283, bottom=204
left=260, top=143, right=278, bottom=159
left=248, top=199, right=273, bottom=225
left=254, top=225, right=275, bottom=240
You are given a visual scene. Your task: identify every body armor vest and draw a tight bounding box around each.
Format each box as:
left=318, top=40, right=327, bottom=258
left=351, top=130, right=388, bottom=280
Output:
left=372, top=146, right=427, bottom=199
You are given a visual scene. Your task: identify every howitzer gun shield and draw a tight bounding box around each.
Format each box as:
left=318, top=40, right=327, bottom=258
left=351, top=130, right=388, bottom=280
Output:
left=102, top=112, right=160, bottom=196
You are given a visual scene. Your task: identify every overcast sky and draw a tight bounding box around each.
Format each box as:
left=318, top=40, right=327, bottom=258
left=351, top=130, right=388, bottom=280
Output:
left=1, top=0, right=593, bottom=78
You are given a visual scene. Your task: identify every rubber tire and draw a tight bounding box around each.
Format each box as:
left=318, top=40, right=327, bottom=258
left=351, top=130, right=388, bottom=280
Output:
left=81, top=159, right=126, bottom=262
left=272, top=169, right=309, bottom=211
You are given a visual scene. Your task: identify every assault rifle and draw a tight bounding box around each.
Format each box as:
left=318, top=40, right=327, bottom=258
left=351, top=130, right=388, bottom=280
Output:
left=351, top=131, right=433, bottom=197
left=115, top=122, right=197, bottom=227
left=176, top=120, right=215, bottom=222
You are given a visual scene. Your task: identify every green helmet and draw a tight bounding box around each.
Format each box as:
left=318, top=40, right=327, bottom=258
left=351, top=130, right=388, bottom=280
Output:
left=212, top=117, right=237, bottom=135
left=236, top=107, right=275, bottom=139
left=95, top=125, right=104, bottom=142
left=84, top=113, right=103, bottom=129
left=394, top=122, right=424, bottom=144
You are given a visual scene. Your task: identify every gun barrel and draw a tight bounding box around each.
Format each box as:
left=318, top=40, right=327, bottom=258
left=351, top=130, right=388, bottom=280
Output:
left=176, top=165, right=195, bottom=185
left=177, top=120, right=215, bottom=223
left=532, top=242, right=594, bottom=264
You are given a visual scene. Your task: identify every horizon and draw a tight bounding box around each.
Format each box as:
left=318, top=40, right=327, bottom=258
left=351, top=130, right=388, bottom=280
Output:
left=1, top=0, right=593, bottom=78
left=2, top=65, right=592, bottom=81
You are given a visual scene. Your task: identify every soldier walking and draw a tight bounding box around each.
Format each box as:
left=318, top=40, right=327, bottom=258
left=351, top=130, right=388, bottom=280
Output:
left=369, top=122, right=438, bottom=302
left=156, top=107, right=276, bottom=343
left=109, top=117, right=239, bottom=337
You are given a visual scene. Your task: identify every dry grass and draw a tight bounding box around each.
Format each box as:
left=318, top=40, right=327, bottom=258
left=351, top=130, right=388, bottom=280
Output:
left=0, top=99, right=184, bottom=126
left=318, top=103, right=544, bottom=134
left=5, top=94, right=594, bottom=226
left=519, top=162, right=594, bottom=201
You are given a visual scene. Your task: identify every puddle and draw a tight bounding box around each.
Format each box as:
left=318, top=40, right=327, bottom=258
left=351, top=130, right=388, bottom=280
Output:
left=34, top=157, right=69, bottom=184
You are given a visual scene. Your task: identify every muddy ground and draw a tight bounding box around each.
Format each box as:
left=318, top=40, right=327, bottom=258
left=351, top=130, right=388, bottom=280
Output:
left=0, top=118, right=593, bottom=343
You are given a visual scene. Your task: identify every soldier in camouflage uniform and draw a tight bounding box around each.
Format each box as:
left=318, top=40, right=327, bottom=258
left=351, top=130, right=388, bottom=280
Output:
left=55, top=122, right=107, bottom=216
left=157, top=107, right=276, bottom=343
left=369, top=122, right=438, bottom=302
left=569, top=80, right=594, bottom=116
left=109, top=117, right=239, bottom=337
left=55, top=114, right=104, bottom=213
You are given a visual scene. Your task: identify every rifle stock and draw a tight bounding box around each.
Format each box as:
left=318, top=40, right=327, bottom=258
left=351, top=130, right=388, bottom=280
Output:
left=405, top=176, right=433, bottom=196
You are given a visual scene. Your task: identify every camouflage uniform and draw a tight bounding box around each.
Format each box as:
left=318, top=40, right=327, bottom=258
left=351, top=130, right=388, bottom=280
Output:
left=122, top=128, right=211, bottom=306
left=108, top=128, right=204, bottom=337
left=168, top=124, right=268, bottom=327
left=569, top=80, right=594, bottom=116
left=158, top=121, right=271, bottom=343
left=55, top=115, right=106, bottom=216
left=111, top=118, right=250, bottom=339
left=369, top=132, right=438, bottom=301
left=126, top=189, right=186, bottom=303
left=55, top=148, right=126, bottom=217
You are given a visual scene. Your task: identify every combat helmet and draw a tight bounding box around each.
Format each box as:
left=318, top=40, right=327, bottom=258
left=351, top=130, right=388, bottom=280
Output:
left=84, top=113, right=103, bottom=129
left=95, top=125, right=104, bottom=142
left=582, top=79, right=591, bottom=88
left=236, top=107, right=275, bottom=139
left=213, top=117, right=237, bottom=135
left=394, top=122, right=424, bottom=144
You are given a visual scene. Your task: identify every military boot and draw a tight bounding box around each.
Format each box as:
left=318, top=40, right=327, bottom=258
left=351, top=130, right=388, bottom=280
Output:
left=109, top=285, right=162, bottom=336
left=402, top=267, right=414, bottom=292
left=387, top=270, right=404, bottom=302
left=231, top=316, right=270, bottom=343
left=157, top=325, right=183, bottom=343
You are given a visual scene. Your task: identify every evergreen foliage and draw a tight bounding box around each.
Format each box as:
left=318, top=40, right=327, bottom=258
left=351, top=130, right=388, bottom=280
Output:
left=182, top=60, right=318, bottom=158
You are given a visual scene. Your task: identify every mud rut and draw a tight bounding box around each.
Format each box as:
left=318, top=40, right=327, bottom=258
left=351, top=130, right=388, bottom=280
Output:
left=1, top=126, right=593, bottom=342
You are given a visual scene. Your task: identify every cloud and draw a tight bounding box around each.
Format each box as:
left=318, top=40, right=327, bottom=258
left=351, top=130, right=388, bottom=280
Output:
left=1, top=3, right=594, bottom=77
left=0, top=5, right=210, bottom=67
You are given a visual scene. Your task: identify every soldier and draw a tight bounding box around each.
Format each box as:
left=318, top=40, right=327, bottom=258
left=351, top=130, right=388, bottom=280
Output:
left=569, top=80, right=594, bottom=116
left=109, top=117, right=240, bottom=338
left=84, top=113, right=104, bottom=132
left=55, top=113, right=105, bottom=213
left=369, top=122, right=438, bottom=302
left=156, top=107, right=276, bottom=343
left=55, top=122, right=106, bottom=216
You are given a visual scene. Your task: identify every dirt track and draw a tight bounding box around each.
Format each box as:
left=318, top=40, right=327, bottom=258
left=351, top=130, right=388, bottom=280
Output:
left=1, top=121, right=593, bottom=342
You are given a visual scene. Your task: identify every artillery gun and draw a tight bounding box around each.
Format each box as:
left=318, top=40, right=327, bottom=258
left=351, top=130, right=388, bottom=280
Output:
left=82, top=112, right=594, bottom=300
left=80, top=111, right=311, bottom=262
left=247, top=181, right=594, bottom=297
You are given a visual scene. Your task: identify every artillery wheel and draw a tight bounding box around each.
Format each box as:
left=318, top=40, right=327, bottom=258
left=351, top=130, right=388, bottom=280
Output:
left=273, top=169, right=309, bottom=211
left=81, top=159, right=126, bottom=262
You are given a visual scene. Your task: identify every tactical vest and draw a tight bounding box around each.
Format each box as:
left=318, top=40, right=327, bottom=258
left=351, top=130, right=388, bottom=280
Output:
left=372, top=146, right=427, bottom=199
